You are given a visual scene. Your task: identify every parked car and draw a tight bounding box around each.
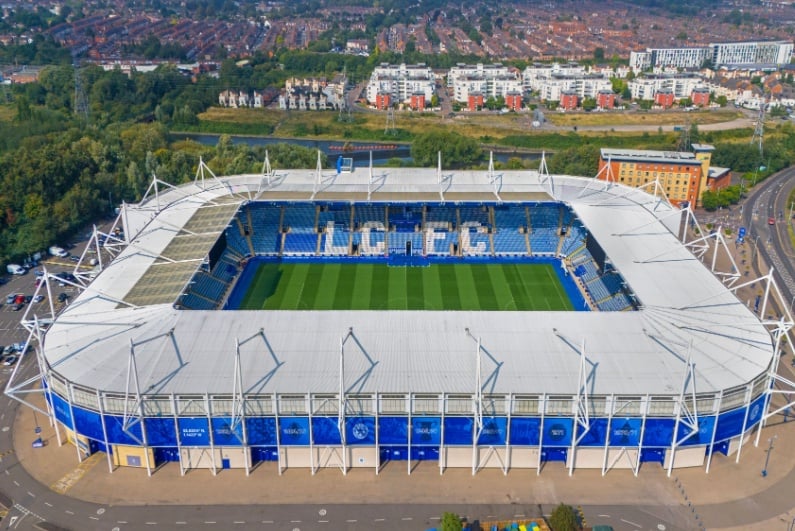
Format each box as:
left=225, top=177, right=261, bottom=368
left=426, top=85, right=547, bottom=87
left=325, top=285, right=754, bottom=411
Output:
left=768, top=217, right=776, bottom=225
left=58, top=292, right=69, bottom=303
left=14, top=293, right=25, bottom=305
left=6, top=264, right=26, bottom=275
left=2, top=345, right=14, bottom=355
left=12, top=342, right=29, bottom=353
left=2, top=355, right=18, bottom=366
left=48, top=245, right=69, bottom=257
left=24, top=295, right=32, bottom=303
left=11, top=303, right=23, bottom=311
left=33, top=269, right=44, bottom=278
left=5, top=293, right=16, bottom=305
left=32, top=295, right=45, bottom=303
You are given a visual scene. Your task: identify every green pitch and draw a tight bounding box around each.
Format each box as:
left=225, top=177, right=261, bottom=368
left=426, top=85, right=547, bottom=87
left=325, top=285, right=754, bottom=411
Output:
left=239, top=261, right=573, bottom=311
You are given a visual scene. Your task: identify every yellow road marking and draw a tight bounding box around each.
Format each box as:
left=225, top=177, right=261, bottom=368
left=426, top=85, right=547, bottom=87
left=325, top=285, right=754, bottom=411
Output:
left=50, top=452, right=103, bottom=494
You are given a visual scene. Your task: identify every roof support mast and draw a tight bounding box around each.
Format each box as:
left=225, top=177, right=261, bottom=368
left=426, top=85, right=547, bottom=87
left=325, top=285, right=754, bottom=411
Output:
left=569, top=340, right=591, bottom=476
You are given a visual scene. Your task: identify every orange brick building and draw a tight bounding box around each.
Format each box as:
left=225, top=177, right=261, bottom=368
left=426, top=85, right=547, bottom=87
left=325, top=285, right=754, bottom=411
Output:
left=410, top=92, right=426, bottom=110
left=468, top=92, right=484, bottom=111
left=598, top=148, right=713, bottom=207
left=596, top=90, right=615, bottom=110
left=654, top=89, right=675, bottom=108
left=560, top=90, right=578, bottom=111
left=691, top=87, right=710, bottom=107
left=505, top=92, right=522, bottom=111
left=375, top=93, right=391, bottom=110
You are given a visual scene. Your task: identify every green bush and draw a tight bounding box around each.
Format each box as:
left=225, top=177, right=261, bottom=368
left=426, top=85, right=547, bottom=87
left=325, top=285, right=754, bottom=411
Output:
left=549, top=503, right=579, bottom=531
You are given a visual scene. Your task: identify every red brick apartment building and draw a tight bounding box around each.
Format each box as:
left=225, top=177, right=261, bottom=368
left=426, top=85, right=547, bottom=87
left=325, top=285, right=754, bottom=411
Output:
left=468, top=92, right=484, bottom=111
left=375, top=93, right=391, bottom=110
left=505, top=92, right=523, bottom=111
left=410, top=92, right=426, bottom=110
left=560, top=90, right=578, bottom=110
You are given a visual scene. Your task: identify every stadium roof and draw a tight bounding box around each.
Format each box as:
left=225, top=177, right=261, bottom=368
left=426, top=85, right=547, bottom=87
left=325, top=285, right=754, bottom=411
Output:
left=42, top=167, right=773, bottom=398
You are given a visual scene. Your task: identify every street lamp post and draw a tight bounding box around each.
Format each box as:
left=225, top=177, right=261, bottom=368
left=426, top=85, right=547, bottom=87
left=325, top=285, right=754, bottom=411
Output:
left=761, top=435, right=777, bottom=477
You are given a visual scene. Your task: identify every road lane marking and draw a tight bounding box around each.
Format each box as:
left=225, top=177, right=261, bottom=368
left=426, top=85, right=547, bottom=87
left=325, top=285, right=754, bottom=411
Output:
left=621, top=518, right=642, bottom=528
left=65, top=510, right=74, bottom=515
left=44, top=502, right=52, bottom=507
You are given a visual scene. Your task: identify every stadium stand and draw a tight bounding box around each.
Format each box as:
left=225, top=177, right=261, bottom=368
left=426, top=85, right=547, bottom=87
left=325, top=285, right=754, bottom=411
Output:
left=247, top=203, right=281, bottom=255
left=493, top=205, right=529, bottom=255
left=528, top=204, right=561, bottom=254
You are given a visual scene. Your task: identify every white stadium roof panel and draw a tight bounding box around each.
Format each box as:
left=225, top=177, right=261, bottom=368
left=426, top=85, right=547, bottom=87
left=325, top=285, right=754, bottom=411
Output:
left=43, top=167, right=774, bottom=399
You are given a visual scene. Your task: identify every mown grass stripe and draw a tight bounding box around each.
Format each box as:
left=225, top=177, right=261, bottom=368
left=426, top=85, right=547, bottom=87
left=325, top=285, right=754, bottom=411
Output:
left=388, top=266, right=408, bottom=310
left=371, top=263, right=389, bottom=310
left=439, top=264, right=462, bottom=310
left=473, top=264, right=499, bottom=310
left=313, top=262, right=340, bottom=310
left=269, top=262, right=306, bottom=310
left=296, top=263, right=323, bottom=310
left=422, top=265, right=444, bottom=311
left=502, top=263, right=532, bottom=310
left=405, top=266, right=425, bottom=310
left=455, top=264, right=480, bottom=311
left=489, top=264, right=517, bottom=310
left=349, top=263, right=372, bottom=310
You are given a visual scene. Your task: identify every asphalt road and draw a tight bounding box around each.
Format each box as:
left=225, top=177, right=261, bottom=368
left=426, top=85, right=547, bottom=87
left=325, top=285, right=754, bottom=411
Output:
left=740, top=167, right=795, bottom=318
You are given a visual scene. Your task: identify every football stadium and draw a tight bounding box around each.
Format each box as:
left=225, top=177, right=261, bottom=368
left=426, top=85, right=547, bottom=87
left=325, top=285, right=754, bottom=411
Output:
left=8, top=157, right=792, bottom=477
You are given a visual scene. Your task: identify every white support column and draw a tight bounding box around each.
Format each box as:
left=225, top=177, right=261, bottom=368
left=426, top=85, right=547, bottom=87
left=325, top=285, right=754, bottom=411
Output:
left=274, top=395, right=282, bottom=476
left=374, top=392, right=380, bottom=476
left=537, top=395, right=545, bottom=476
left=407, top=399, right=412, bottom=476
left=66, top=383, right=84, bottom=463
left=667, top=348, right=698, bottom=477
left=206, top=393, right=217, bottom=476
left=472, top=336, right=483, bottom=476
left=635, top=397, right=648, bottom=477
left=705, top=391, right=723, bottom=473
left=439, top=397, right=445, bottom=476
left=171, top=394, right=184, bottom=476
left=569, top=340, right=590, bottom=477
left=96, top=389, right=114, bottom=474
left=601, top=395, right=613, bottom=477
left=734, top=385, right=753, bottom=464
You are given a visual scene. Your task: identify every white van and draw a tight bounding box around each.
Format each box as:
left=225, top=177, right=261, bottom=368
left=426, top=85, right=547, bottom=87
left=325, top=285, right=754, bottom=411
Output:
left=49, top=246, right=69, bottom=257
left=6, top=264, right=26, bottom=275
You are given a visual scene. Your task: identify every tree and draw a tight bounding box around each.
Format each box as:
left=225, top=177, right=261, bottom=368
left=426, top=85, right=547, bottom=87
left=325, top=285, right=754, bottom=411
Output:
left=593, top=47, right=605, bottom=62
left=440, top=512, right=462, bottom=531
left=411, top=131, right=482, bottom=167
left=581, top=97, right=597, bottom=112
left=549, top=503, right=579, bottom=531
left=430, top=94, right=439, bottom=108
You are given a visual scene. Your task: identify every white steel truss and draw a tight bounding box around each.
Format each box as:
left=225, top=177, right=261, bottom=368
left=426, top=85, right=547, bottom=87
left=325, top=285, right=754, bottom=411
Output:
left=569, top=340, right=591, bottom=476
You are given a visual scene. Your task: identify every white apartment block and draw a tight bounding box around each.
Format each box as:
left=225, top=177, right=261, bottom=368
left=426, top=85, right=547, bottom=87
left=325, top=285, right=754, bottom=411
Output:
left=534, top=77, right=613, bottom=101
left=628, top=75, right=704, bottom=100
left=523, top=63, right=612, bottom=101
left=631, top=40, right=793, bottom=71
left=448, top=63, right=522, bottom=102
left=365, top=63, right=435, bottom=104
left=710, top=40, right=794, bottom=66
left=522, top=62, right=588, bottom=91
